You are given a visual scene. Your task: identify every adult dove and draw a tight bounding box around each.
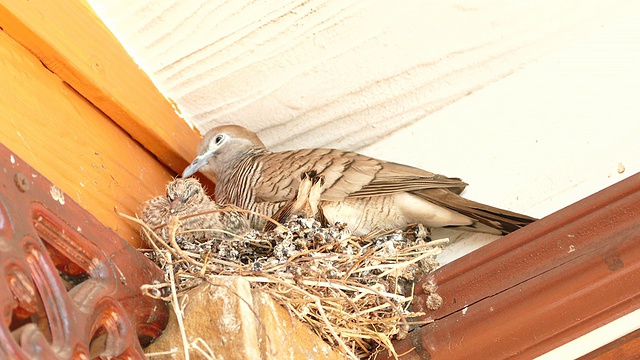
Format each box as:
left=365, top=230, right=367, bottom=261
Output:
left=182, top=125, right=536, bottom=236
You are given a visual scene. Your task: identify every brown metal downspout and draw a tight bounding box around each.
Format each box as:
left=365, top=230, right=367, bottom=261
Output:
left=378, top=172, right=640, bottom=360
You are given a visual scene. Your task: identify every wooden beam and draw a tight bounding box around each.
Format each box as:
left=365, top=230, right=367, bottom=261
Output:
left=0, top=0, right=200, bottom=173
left=0, top=30, right=172, bottom=246
left=379, top=173, right=640, bottom=359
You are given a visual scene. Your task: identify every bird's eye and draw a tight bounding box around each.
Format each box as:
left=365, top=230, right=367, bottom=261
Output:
left=183, top=189, right=193, bottom=200
left=214, top=134, right=225, bottom=145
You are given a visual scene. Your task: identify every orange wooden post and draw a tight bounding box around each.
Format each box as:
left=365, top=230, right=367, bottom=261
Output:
left=0, top=0, right=207, bottom=246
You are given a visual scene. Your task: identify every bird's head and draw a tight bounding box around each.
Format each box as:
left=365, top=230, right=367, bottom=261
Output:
left=166, top=178, right=207, bottom=213
left=182, top=125, right=266, bottom=179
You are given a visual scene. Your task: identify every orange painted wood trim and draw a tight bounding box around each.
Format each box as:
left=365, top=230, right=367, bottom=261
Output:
left=381, top=173, right=640, bottom=360
left=0, top=0, right=201, bottom=173
left=0, top=30, right=173, bottom=246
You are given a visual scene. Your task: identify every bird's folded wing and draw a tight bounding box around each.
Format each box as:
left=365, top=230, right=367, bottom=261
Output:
left=254, top=149, right=468, bottom=203
left=348, top=176, right=467, bottom=197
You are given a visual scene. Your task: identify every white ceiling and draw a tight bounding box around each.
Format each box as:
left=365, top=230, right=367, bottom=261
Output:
left=88, top=0, right=639, bottom=151
left=86, top=0, right=640, bottom=223
left=87, top=1, right=640, bottom=356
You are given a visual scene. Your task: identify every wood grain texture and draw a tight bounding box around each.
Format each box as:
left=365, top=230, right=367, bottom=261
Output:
left=89, top=0, right=640, bottom=152
left=0, top=0, right=200, bottom=173
left=0, top=30, right=172, bottom=246
left=382, top=173, right=640, bottom=360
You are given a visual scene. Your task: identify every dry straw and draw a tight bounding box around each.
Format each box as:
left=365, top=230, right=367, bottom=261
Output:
left=119, top=207, right=445, bottom=359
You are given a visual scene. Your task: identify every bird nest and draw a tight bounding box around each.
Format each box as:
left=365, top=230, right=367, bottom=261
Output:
left=121, top=202, right=446, bottom=359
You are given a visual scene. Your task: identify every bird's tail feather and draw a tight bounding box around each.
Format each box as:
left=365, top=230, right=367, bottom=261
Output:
left=415, top=189, right=536, bottom=235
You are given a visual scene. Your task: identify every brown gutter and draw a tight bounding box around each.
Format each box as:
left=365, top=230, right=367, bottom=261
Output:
left=379, top=172, right=640, bottom=360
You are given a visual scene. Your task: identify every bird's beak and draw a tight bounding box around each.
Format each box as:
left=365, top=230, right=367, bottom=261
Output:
left=182, top=152, right=212, bottom=178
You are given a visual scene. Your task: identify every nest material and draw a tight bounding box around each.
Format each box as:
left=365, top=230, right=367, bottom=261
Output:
left=129, top=207, right=445, bottom=359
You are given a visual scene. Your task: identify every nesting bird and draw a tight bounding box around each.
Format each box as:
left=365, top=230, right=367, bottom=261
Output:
left=140, top=177, right=249, bottom=243
left=182, top=125, right=536, bottom=236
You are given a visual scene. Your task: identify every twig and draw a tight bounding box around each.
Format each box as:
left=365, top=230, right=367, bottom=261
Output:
left=166, top=217, right=191, bottom=360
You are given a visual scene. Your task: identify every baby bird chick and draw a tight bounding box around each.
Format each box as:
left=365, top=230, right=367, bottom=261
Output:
left=141, top=178, right=249, bottom=244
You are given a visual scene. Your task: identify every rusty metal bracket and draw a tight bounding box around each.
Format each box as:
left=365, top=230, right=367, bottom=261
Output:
left=379, top=172, right=640, bottom=360
left=0, top=144, right=168, bottom=359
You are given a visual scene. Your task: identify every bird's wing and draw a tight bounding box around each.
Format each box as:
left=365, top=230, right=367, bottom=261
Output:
left=348, top=161, right=467, bottom=198
left=253, top=149, right=467, bottom=203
